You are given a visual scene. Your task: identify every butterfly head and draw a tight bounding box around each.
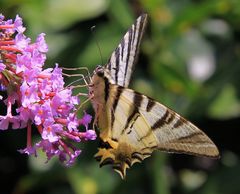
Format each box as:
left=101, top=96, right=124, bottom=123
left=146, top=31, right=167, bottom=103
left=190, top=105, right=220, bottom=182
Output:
left=89, top=65, right=109, bottom=104
left=94, top=65, right=105, bottom=77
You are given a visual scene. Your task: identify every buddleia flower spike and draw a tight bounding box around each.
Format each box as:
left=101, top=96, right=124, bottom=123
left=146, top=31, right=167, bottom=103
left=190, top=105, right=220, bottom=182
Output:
left=0, top=14, right=96, bottom=165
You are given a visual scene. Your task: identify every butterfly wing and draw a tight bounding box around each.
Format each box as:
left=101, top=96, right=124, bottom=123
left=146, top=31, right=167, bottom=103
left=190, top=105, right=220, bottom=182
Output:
left=95, top=84, right=219, bottom=179
left=105, top=14, right=147, bottom=87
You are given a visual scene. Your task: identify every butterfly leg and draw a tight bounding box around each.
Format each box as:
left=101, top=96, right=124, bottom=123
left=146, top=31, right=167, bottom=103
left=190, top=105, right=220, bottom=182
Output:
left=63, top=73, right=90, bottom=88
left=61, top=66, right=91, bottom=80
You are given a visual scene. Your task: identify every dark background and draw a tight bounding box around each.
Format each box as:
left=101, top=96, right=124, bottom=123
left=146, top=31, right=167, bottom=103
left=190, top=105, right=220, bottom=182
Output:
left=1, top=0, right=240, bottom=194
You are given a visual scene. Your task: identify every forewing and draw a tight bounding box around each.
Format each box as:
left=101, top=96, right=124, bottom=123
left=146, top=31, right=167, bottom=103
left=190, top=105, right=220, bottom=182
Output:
left=105, top=14, right=147, bottom=87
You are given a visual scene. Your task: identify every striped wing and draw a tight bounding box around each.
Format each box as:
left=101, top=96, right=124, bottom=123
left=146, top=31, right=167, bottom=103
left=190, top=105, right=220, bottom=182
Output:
left=105, top=14, right=147, bottom=87
left=95, top=85, right=219, bottom=179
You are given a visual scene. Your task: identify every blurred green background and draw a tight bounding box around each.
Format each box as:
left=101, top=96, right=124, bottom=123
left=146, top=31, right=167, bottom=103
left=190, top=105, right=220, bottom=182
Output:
left=1, top=0, right=240, bottom=194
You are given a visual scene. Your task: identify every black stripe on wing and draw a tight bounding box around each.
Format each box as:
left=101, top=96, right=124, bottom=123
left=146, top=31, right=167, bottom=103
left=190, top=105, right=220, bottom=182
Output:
left=122, top=92, right=143, bottom=134
left=111, top=86, right=124, bottom=128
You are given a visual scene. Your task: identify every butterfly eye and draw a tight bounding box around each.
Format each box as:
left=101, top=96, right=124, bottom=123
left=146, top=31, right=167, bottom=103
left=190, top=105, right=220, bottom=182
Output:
left=95, top=65, right=104, bottom=77
left=95, top=65, right=102, bottom=70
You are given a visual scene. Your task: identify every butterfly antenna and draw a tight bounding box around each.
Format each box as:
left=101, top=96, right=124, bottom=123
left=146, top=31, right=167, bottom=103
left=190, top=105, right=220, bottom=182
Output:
left=91, top=26, right=104, bottom=65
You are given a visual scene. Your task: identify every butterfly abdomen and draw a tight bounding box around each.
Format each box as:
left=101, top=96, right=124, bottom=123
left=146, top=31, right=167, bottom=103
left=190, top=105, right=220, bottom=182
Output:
left=95, top=136, right=153, bottom=179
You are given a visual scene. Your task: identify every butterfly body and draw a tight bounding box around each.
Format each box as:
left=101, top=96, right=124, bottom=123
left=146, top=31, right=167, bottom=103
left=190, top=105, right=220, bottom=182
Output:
left=90, top=70, right=155, bottom=178
left=89, top=14, right=219, bottom=179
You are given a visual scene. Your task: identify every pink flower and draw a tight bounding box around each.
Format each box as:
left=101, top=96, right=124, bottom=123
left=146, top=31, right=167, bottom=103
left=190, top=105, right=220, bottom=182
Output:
left=84, top=130, right=97, bottom=140
left=15, top=33, right=30, bottom=50
left=0, top=62, right=6, bottom=72
left=0, top=115, right=20, bottom=130
left=35, top=33, right=48, bottom=53
left=80, top=112, right=92, bottom=130
left=14, top=15, right=26, bottom=33
left=0, top=14, right=96, bottom=166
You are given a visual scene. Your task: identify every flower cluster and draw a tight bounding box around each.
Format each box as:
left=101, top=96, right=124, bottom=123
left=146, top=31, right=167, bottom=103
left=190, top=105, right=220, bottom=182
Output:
left=0, top=14, right=96, bottom=166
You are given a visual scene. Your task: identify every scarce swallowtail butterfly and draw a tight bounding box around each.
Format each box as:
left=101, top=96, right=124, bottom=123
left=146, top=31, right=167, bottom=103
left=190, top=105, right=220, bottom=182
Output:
left=88, top=14, right=219, bottom=179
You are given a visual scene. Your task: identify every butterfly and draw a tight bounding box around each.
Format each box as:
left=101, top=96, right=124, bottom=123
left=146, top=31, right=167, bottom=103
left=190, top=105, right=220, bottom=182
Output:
left=88, top=14, right=219, bottom=179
